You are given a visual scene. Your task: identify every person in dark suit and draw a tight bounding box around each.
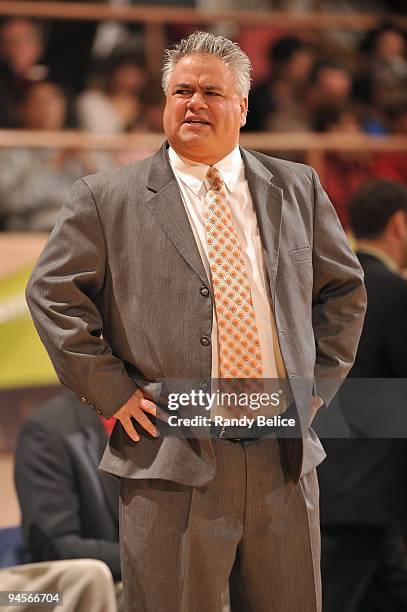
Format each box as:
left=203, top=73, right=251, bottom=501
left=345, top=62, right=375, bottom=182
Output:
left=318, top=179, right=407, bottom=612
left=25, top=31, right=366, bottom=612
left=14, top=391, right=120, bottom=581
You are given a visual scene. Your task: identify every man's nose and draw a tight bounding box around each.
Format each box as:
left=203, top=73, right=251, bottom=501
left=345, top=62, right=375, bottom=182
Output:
left=186, top=92, right=208, bottom=110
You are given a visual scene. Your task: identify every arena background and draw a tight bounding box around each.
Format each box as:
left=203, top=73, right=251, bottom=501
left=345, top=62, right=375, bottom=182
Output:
left=0, top=1, right=406, bottom=603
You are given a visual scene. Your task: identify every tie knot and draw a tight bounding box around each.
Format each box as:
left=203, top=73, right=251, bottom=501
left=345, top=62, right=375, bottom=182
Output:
left=207, top=167, right=223, bottom=188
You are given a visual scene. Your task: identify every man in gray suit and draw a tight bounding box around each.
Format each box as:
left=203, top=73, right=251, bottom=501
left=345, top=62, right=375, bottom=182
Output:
left=26, top=31, right=366, bottom=612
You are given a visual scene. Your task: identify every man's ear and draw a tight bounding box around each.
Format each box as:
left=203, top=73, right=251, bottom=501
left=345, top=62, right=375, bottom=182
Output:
left=240, top=97, right=248, bottom=127
left=392, top=210, right=407, bottom=240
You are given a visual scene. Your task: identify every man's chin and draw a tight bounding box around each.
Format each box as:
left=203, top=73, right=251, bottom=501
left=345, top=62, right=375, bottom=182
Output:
left=171, top=141, right=217, bottom=165
left=180, top=129, right=209, bottom=141
left=175, top=134, right=211, bottom=152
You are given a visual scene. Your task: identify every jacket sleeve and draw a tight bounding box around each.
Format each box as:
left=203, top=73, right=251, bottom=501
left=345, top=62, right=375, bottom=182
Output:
left=25, top=178, right=138, bottom=418
left=310, top=168, right=367, bottom=406
left=14, top=421, right=121, bottom=580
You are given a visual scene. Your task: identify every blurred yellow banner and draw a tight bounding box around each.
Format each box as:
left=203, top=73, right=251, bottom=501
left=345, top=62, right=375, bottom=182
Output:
left=0, top=265, right=57, bottom=390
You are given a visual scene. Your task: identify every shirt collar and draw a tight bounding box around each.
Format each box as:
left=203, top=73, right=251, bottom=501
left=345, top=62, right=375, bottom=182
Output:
left=168, top=145, right=243, bottom=196
left=356, top=244, right=399, bottom=273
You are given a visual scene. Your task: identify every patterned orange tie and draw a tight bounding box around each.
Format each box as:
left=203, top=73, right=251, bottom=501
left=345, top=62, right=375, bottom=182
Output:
left=204, top=166, right=264, bottom=379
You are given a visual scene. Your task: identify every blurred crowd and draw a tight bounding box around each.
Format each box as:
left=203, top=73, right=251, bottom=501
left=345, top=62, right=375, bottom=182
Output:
left=246, top=27, right=407, bottom=227
left=0, top=15, right=406, bottom=231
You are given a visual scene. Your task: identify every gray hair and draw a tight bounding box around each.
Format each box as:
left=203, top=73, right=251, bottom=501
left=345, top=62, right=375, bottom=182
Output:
left=162, top=31, right=252, bottom=99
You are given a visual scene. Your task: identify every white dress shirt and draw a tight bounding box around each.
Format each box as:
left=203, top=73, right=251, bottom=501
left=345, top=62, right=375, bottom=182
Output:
left=168, top=145, right=280, bottom=382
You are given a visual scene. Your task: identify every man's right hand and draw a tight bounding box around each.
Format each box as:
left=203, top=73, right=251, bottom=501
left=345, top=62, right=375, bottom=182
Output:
left=113, top=389, right=166, bottom=442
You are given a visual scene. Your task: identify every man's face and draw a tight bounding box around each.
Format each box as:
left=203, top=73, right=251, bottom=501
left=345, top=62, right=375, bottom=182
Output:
left=21, top=82, right=66, bottom=130
left=317, top=67, right=351, bottom=100
left=0, top=19, right=42, bottom=75
left=163, top=54, right=248, bottom=165
left=287, top=49, right=314, bottom=84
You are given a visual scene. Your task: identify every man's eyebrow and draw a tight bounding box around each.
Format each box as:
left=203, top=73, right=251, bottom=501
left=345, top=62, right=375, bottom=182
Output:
left=204, top=84, right=223, bottom=91
left=172, top=82, right=224, bottom=91
left=173, top=82, right=193, bottom=89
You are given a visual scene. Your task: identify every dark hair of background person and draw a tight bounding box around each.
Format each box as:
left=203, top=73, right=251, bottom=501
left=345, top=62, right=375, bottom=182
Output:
left=104, top=50, right=145, bottom=93
left=359, top=21, right=407, bottom=54
left=349, top=179, right=407, bottom=239
left=106, top=50, right=145, bottom=74
left=313, top=103, right=361, bottom=132
left=269, top=35, right=311, bottom=65
left=84, top=50, right=146, bottom=96
left=16, top=79, right=72, bottom=130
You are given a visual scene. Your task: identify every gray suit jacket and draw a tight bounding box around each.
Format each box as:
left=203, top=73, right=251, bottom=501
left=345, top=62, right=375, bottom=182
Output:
left=26, top=143, right=366, bottom=484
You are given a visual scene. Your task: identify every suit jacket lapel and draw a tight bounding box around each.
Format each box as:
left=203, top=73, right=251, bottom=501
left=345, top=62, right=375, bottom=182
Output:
left=144, top=143, right=210, bottom=287
left=143, top=144, right=282, bottom=298
left=240, top=147, right=283, bottom=302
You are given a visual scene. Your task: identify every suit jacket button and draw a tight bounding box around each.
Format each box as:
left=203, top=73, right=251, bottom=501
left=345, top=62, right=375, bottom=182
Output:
left=96, top=408, right=103, bottom=415
left=81, top=397, right=88, bottom=404
left=200, top=335, right=211, bottom=346
left=200, top=286, right=210, bottom=297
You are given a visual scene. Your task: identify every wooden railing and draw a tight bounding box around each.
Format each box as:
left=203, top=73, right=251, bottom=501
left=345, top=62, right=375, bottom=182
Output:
left=0, top=130, right=405, bottom=181
left=0, top=2, right=406, bottom=29
left=2, top=2, right=406, bottom=85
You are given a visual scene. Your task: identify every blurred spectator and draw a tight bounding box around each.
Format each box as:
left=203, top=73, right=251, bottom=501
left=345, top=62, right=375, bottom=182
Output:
left=372, top=100, right=407, bottom=185
left=14, top=392, right=120, bottom=582
left=114, top=77, right=165, bottom=167
left=306, top=59, right=353, bottom=119
left=246, top=36, right=315, bottom=131
left=43, top=6, right=100, bottom=95
left=357, top=23, right=407, bottom=114
left=349, top=179, right=407, bottom=371
left=0, top=81, right=95, bottom=231
left=139, top=78, right=165, bottom=133
left=0, top=18, right=67, bottom=127
left=319, top=179, right=407, bottom=612
left=112, top=80, right=165, bottom=166
left=17, top=80, right=67, bottom=131
left=314, top=104, right=373, bottom=229
left=76, top=52, right=146, bottom=133
left=0, top=18, right=43, bottom=79
left=0, top=559, right=119, bottom=612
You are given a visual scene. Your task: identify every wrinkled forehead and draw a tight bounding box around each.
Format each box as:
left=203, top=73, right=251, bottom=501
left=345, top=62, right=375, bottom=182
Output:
left=168, top=53, right=238, bottom=92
